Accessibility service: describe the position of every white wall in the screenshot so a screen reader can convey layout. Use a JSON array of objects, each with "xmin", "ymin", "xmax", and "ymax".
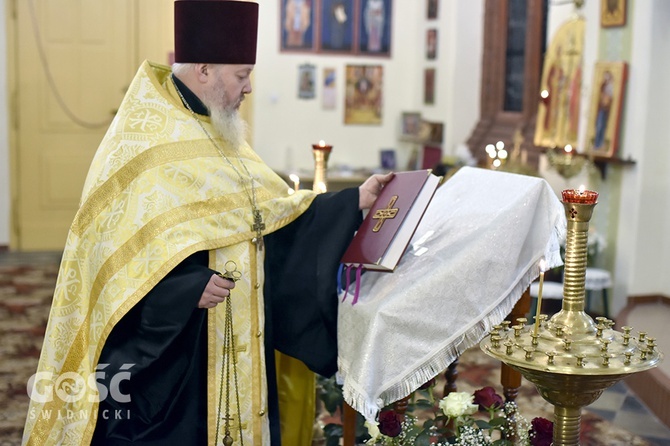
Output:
[
  {"xmin": 623, "ymin": 0, "xmax": 670, "ymax": 296},
  {"xmin": 0, "ymin": 0, "xmax": 9, "ymax": 246},
  {"xmin": 250, "ymin": 0, "xmax": 483, "ymax": 173}
]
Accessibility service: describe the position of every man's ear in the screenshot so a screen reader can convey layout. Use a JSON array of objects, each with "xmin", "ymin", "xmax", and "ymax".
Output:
[{"xmin": 195, "ymin": 64, "xmax": 210, "ymax": 83}]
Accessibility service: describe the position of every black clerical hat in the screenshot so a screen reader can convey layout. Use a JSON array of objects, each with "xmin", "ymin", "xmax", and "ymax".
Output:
[{"xmin": 174, "ymin": 0, "xmax": 259, "ymax": 64}]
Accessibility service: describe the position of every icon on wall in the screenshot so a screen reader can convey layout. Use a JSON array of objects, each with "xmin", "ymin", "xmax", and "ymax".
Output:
[
  {"xmin": 322, "ymin": 68, "xmax": 337, "ymax": 109},
  {"xmin": 344, "ymin": 64, "xmax": 383, "ymax": 125},
  {"xmin": 281, "ymin": 0, "xmax": 315, "ymax": 51},
  {"xmin": 426, "ymin": 29, "xmax": 438, "ymax": 60},
  {"xmin": 424, "ymin": 68, "xmax": 435, "ymax": 105},
  {"xmin": 298, "ymin": 63, "xmax": 317, "ymax": 99},
  {"xmin": 585, "ymin": 61, "xmax": 628, "ymax": 158}
]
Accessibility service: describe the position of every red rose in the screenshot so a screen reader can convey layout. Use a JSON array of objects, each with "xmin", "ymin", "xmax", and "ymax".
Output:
[
  {"xmin": 530, "ymin": 417, "xmax": 554, "ymax": 446},
  {"xmin": 378, "ymin": 409, "xmax": 403, "ymax": 437},
  {"xmin": 473, "ymin": 386, "xmax": 504, "ymax": 411}
]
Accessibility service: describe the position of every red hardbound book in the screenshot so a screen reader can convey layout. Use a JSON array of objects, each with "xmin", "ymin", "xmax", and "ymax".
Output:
[{"xmin": 341, "ymin": 169, "xmax": 441, "ymax": 272}]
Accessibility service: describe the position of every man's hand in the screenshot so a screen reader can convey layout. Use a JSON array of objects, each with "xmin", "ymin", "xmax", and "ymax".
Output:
[
  {"xmin": 358, "ymin": 172, "xmax": 394, "ymax": 210},
  {"xmin": 198, "ymin": 274, "xmax": 236, "ymax": 309}
]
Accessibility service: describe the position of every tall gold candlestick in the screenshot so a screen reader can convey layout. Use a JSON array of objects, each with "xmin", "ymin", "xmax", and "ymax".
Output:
[
  {"xmin": 481, "ymin": 186, "xmax": 662, "ymax": 446},
  {"xmin": 312, "ymin": 140, "xmax": 333, "ymax": 193}
]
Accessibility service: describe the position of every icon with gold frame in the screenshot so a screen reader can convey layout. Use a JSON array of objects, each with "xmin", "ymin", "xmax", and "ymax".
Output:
[{"xmin": 585, "ymin": 61, "xmax": 628, "ymax": 158}]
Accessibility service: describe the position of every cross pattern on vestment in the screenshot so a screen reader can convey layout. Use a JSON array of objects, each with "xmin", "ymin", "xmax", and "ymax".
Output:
[
  {"xmin": 372, "ymin": 195, "xmax": 399, "ymax": 232},
  {"xmin": 231, "ymin": 335, "xmax": 247, "ymax": 357}
]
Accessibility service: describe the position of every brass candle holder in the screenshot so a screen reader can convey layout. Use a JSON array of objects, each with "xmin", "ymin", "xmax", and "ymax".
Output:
[
  {"xmin": 481, "ymin": 188, "xmax": 662, "ymax": 446},
  {"xmin": 312, "ymin": 141, "xmax": 333, "ymax": 193},
  {"xmin": 546, "ymin": 145, "xmax": 586, "ymax": 179}
]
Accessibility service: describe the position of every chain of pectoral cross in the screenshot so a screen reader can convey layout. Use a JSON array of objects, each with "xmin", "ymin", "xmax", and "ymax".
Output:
[{"xmin": 215, "ymin": 269, "xmax": 244, "ymax": 446}]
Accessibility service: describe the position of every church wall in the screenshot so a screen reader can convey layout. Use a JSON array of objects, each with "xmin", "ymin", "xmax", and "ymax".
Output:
[
  {"xmin": 607, "ymin": 0, "xmax": 670, "ymax": 313},
  {"xmin": 250, "ymin": 1, "xmax": 484, "ymax": 174},
  {"xmin": 624, "ymin": 0, "xmax": 670, "ymax": 296}
]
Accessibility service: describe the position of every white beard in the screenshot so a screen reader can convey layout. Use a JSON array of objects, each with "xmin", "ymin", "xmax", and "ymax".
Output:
[{"xmin": 210, "ymin": 107, "xmax": 248, "ymax": 149}]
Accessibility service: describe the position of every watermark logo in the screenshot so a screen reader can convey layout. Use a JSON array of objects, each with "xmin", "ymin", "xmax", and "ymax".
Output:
[{"xmin": 27, "ymin": 363, "xmax": 134, "ymax": 404}]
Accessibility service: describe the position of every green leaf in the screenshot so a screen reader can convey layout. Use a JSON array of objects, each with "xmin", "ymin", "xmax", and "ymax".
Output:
[
  {"xmin": 414, "ymin": 431, "xmax": 432, "ymax": 446},
  {"xmin": 488, "ymin": 417, "xmax": 508, "ymax": 428},
  {"xmin": 413, "ymin": 399, "xmax": 435, "ymax": 410},
  {"xmin": 475, "ymin": 419, "xmax": 492, "ymax": 429}
]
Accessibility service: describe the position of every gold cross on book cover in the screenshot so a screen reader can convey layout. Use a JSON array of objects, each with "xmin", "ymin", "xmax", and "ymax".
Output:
[
  {"xmin": 372, "ymin": 196, "xmax": 399, "ymax": 232},
  {"xmin": 340, "ymin": 170, "xmax": 441, "ymax": 272}
]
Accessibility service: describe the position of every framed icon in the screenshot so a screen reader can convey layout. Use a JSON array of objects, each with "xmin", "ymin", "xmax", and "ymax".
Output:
[
  {"xmin": 358, "ymin": 0, "xmax": 393, "ymax": 56},
  {"xmin": 281, "ymin": 0, "xmax": 315, "ymax": 51},
  {"xmin": 585, "ymin": 61, "xmax": 628, "ymax": 158},
  {"xmin": 601, "ymin": 0, "xmax": 626, "ymax": 28}
]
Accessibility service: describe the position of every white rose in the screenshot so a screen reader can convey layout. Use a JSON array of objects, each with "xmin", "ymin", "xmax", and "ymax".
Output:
[
  {"xmin": 439, "ymin": 392, "xmax": 478, "ymax": 418},
  {"xmin": 364, "ymin": 419, "xmax": 381, "ymax": 443}
]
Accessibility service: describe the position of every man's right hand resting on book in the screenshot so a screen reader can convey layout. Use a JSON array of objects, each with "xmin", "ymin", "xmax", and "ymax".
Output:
[{"xmin": 358, "ymin": 172, "xmax": 394, "ymax": 210}]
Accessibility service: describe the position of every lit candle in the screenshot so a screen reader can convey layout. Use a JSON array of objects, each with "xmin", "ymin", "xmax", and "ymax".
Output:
[
  {"xmin": 289, "ymin": 173, "xmax": 300, "ymax": 191},
  {"xmin": 312, "ymin": 140, "xmax": 333, "ymax": 151},
  {"xmin": 533, "ymin": 259, "xmax": 546, "ymax": 336},
  {"xmin": 561, "ymin": 186, "xmax": 598, "ymax": 205}
]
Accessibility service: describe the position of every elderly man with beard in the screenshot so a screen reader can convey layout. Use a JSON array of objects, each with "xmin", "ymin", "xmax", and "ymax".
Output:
[{"xmin": 22, "ymin": 1, "xmax": 391, "ymax": 445}]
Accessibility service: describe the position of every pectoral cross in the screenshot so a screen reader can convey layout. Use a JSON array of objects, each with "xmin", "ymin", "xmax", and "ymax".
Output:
[
  {"xmin": 372, "ymin": 196, "xmax": 399, "ymax": 232},
  {"xmin": 251, "ymin": 208, "xmax": 265, "ymax": 250},
  {"xmin": 220, "ymin": 414, "xmax": 247, "ymax": 446}
]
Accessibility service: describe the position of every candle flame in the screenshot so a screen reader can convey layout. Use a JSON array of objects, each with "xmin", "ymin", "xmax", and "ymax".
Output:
[
  {"xmin": 318, "ymin": 140, "xmax": 326, "ymax": 147},
  {"xmin": 289, "ymin": 174, "xmax": 300, "ymax": 183},
  {"xmin": 578, "ymin": 184, "xmax": 586, "ymax": 194},
  {"xmin": 564, "ymin": 144, "xmax": 573, "ymax": 153},
  {"xmin": 539, "ymin": 259, "xmax": 547, "ymax": 272}
]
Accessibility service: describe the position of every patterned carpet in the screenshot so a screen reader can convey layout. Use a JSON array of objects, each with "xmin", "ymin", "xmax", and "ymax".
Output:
[{"xmin": 0, "ymin": 254, "xmax": 660, "ymax": 445}]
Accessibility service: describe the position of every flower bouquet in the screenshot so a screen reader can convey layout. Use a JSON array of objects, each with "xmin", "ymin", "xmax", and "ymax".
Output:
[{"xmin": 363, "ymin": 383, "xmax": 553, "ymax": 446}]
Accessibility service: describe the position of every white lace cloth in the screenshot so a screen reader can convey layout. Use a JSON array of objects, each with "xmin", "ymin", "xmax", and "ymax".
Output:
[{"xmin": 337, "ymin": 167, "xmax": 567, "ymax": 420}]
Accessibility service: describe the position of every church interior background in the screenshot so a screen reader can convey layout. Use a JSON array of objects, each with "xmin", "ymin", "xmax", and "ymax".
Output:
[{"xmin": 1, "ymin": 0, "xmax": 670, "ymax": 444}]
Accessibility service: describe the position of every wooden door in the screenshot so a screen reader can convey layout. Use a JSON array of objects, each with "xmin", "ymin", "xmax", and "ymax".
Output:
[{"xmin": 9, "ymin": 0, "xmax": 175, "ymax": 250}]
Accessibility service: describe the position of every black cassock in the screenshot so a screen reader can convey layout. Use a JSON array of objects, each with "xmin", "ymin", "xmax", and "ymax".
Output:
[{"xmin": 91, "ymin": 188, "xmax": 361, "ymax": 445}]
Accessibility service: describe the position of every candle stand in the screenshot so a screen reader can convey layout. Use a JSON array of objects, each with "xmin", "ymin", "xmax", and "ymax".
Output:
[
  {"xmin": 480, "ymin": 188, "xmax": 662, "ymax": 446},
  {"xmin": 311, "ymin": 142, "xmax": 333, "ymax": 193}
]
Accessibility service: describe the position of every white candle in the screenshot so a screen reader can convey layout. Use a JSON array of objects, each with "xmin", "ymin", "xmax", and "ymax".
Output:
[
  {"xmin": 533, "ymin": 259, "xmax": 546, "ymax": 336},
  {"xmin": 289, "ymin": 173, "xmax": 300, "ymax": 191}
]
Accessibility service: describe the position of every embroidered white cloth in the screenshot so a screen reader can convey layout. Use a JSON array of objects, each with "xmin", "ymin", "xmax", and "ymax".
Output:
[{"xmin": 337, "ymin": 167, "xmax": 567, "ymax": 420}]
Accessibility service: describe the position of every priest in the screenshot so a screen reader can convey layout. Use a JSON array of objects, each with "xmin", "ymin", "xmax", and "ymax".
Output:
[{"xmin": 22, "ymin": 1, "xmax": 392, "ymax": 445}]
